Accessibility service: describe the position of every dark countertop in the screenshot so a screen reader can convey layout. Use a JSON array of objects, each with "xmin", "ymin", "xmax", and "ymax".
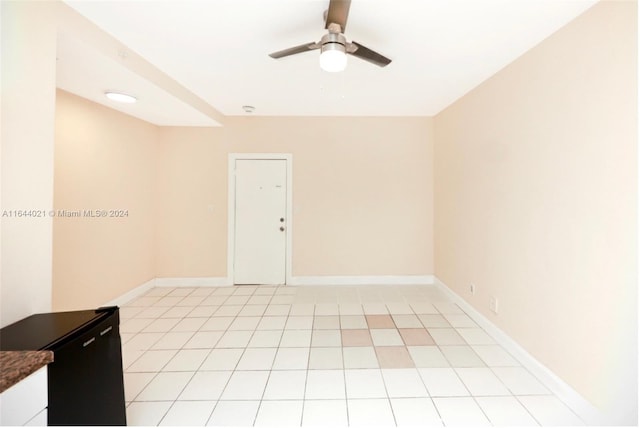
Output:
[{"xmin": 0, "ymin": 350, "xmax": 53, "ymax": 393}]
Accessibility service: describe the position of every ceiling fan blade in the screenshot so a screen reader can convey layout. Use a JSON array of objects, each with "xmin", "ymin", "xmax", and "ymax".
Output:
[
  {"xmin": 349, "ymin": 41, "xmax": 392, "ymax": 67},
  {"xmin": 269, "ymin": 42, "xmax": 320, "ymax": 59},
  {"xmin": 325, "ymin": 0, "xmax": 351, "ymax": 31}
]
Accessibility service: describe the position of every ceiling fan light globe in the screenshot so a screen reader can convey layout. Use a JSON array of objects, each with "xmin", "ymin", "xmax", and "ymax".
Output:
[{"xmin": 319, "ymin": 46, "xmax": 347, "ymax": 72}]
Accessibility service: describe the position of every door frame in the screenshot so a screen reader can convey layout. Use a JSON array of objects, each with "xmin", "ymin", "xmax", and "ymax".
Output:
[{"xmin": 227, "ymin": 153, "xmax": 293, "ymax": 285}]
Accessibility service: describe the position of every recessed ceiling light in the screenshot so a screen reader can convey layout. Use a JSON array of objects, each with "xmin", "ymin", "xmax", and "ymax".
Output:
[
  {"xmin": 104, "ymin": 91, "xmax": 137, "ymax": 103},
  {"xmin": 242, "ymin": 105, "xmax": 255, "ymax": 113}
]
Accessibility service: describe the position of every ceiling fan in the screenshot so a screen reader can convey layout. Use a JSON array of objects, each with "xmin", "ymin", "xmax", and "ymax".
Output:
[{"xmin": 269, "ymin": 0, "xmax": 392, "ymax": 72}]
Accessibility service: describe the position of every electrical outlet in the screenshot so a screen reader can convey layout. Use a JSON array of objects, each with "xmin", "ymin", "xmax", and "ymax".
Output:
[
  {"xmin": 469, "ymin": 284, "xmax": 476, "ymax": 295},
  {"xmin": 490, "ymin": 296, "xmax": 499, "ymax": 314}
]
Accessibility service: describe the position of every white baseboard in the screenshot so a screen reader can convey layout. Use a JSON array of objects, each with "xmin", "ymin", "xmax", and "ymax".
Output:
[
  {"xmin": 103, "ymin": 278, "xmax": 157, "ymax": 307},
  {"xmin": 289, "ymin": 275, "xmax": 434, "ymax": 286},
  {"xmin": 433, "ymin": 277, "xmax": 608, "ymax": 426},
  {"xmin": 155, "ymin": 277, "xmax": 231, "ymax": 287}
]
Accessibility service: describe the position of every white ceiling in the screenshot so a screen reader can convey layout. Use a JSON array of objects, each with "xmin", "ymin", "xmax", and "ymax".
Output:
[{"xmin": 60, "ymin": 0, "xmax": 598, "ymax": 125}]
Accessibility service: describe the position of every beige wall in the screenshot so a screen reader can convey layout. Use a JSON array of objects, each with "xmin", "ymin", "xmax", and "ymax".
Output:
[
  {"xmin": 54, "ymin": 98, "xmax": 435, "ymax": 301},
  {"xmin": 434, "ymin": 0, "xmax": 637, "ymax": 422},
  {"xmin": 1, "ymin": 1, "xmax": 58, "ymax": 327},
  {"xmin": 53, "ymin": 90, "xmax": 158, "ymax": 310},
  {"xmin": 156, "ymin": 117, "xmax": 434, "ymax": 278},
  {"xmin": 155, "ymin": 127, "xmax": 228, "ymax": 277}
]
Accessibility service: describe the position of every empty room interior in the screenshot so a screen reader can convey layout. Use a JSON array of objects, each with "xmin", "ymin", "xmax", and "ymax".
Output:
[{"xmin": 1, "ymin": 0, "xmax": 637, "ymax": 426}]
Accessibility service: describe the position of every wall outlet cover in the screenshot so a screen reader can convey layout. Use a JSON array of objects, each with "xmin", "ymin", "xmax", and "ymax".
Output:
[{"xmin": 490, "ymin": 296, "xmax": 499, "ymax": 314}]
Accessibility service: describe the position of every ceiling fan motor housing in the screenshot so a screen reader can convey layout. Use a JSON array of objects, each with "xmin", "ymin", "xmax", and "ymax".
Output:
[{"xmin": 320, "ymin": 32, "xmax": 347, "ymax": 54}]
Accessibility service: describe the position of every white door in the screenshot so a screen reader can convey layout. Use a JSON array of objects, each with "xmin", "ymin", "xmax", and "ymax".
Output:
[{"xmin": 233, "ymin": 159, "xmax": 287, "ymax": 285}]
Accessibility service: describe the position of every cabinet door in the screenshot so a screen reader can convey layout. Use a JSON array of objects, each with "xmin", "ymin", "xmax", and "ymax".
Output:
[
  {"xmin": 0, "ymin": 367, "xmax": 47, "ymax": 426},
  {"xmin": 47, "ymin": 316, "xmax": 126, "ymax": 425}
]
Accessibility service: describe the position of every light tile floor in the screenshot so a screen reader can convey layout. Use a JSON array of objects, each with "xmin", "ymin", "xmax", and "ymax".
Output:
[{"xmin": 119, "ymin": 285, "xmax": 584, "ymax": 426}]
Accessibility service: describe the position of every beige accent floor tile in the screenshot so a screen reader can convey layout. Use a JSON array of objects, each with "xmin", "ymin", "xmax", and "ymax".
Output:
[
  {"xmin": 366, "ymin": 314, "xmax": 396, "ymax": 329},
  {"xmin": 341, "ymin": 329, "xmax": 373, "ymax": 347},
  {"xmin": 375, "ymin": 346, "xmax": 415, "ymax": 368},
  {"xmin": 399, "ymin": 328, "xmax": 435, "ymax": 345}
]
